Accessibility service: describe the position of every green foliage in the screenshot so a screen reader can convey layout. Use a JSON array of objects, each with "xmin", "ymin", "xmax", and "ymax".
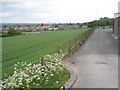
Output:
[
  {"xmin": 1, "ymin": 53, "xmax": 69, "ymax": 88},
  {"xmin": 1, "ymin": 31, "xmax": 8, "ymax": 37},
  {"xmin": 2, "ymin": 28, "xmax": 22, "ymax": 37},
  {"xmin": 2, "ymin": 28, "xmax": 88, "ymax": 79},
  {"xmin": 41, "ymin": 23, "xmax": 44, "ymax": 26},
  {"xmin": 7, "ymin": 28, "xmax": 22, "ymax": 36},
  {"xmin": 52, "ymin": 24, "xmax": 58, "ymax": 28},
  {"xmin": 85, "ymin": 17, "xmax": 113, "ymax": 28},
  {"xmin": 99, "ymin": 17, "xmax": 113, "ymax": 27},
  {"xmin": 87, "ymin": 20, "xmax": 99, "ymax": 28}
]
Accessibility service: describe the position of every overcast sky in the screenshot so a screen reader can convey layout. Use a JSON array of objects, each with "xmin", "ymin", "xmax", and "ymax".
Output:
[{"xmin": 1, "ymin": 0, "xmax": 120, "ymax": 23}]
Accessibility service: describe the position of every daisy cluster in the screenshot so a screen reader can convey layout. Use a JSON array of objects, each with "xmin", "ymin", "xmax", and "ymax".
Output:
[{"xmin": 1, "ymin": 53, "xmax": 66, "ymax": 89}]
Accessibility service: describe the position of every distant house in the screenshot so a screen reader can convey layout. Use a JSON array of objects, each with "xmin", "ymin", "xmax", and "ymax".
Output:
[
  {"xmin": 58, "ymin": 25, "xmax": 80, "ymax": 30},
  {"xmin": 58, "ymin": 25, "xmax": 67, "ymax": 30},
  {"xmin": 48, "ymin": 28, "xmax": 58, "ymax": 31},
  {"xmin": 2, "ymin": 27, "xmax": 9, "ymax": 30},
  {"xmin": 15, "ymin": 27, "xmax": 29, "ymax": 31},
  {"xmin": 15, "ymin": 26, "xmax": 51, "ymax": 31},
  {"xmin": 82, "ymin": 25, "xmax": 88, "ymax": 28},
  {"xmin": 72, "ymin": 25, "xmax": 80, "ymax": 29}
]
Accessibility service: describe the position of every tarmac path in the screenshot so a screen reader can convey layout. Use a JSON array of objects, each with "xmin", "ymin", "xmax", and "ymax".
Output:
[{"xmin": 66, "ymin": 29, "xmax": 118, "ymax": 88}]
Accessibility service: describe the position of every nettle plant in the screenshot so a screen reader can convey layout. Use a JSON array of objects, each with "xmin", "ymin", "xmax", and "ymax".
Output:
[{"xmin": 1, "ymin": 53, "xmax": 66, "ymax": 89}]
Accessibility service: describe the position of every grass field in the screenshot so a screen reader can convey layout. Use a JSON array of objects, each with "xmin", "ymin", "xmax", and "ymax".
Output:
[{"xmin": 2, "ymin": 29, "xmax": 88, "ymax": 78}]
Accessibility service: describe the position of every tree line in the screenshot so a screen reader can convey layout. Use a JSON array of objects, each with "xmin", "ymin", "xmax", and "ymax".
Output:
[
  {"xmin": 82, "ymin": 17, "xmax": 113, "ymax": 28},
  {"xmin": 1, "ymin": 28, "xmax": 22, "ymax": 37}
]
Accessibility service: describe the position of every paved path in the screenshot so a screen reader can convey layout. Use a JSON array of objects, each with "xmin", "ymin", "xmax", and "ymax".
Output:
[{"xmin": 66, "ymin": 29, "xmax": 118, "ymax": 88}]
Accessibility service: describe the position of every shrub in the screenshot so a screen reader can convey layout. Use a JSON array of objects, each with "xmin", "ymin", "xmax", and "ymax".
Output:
[
  {"xmin": 1, "ymin": 53, "xmax": 67, "ymax": 89},
  {"xmin": 7, "ymin": 28, "xmax": 22, "ymax": 36},
  {"xmin": 1, "ymin": 31, "xmax": 8, "ymax": 37}
]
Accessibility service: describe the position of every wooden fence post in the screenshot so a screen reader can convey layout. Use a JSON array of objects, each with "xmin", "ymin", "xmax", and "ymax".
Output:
[
  {"xmin": 86, "ymin": 31, "xmax": 89, "ymax": 39},
  {"xmin": 68, "ymin": 40, "xmax": 71, "ymax": 57},
  {"xmin": 58, "ymin": 45, "xmax": 61, "ymax": 54},
  {"xmin": 85, "ymin": 31, "xmax": 87, "ymax": 40},
  {"xmin": 75, "ymin": 37, "xmax": 78, "ymax": 50},
  {"xmin": 82, "ymin": 32, "xmax": 85, "ymax": 43},
  {"xmin": 79, "ymin": 34, "xmax": 82, "ymax": 46},
  {"xmin": 41, "ymin": 57, "xmax": 44, "ymax": 66},
  {"xmin": 84, "ymin": 32, "xmax": 87, "ymax": 40}
]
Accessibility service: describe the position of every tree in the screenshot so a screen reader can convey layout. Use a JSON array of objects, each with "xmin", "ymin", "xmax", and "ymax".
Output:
[
  {"xmin": 52, "ymin": 24, "xmax": 58, "ymax": 27},
  {"xmin": 84, "ymin": 17, "xmax": 113, "ymax": 28},
  {"xmin": 1, "ymin": 31, "xmax": 8, "ymax": 37},
  {"xmin": 41, "ymin": 23, "xmax": 44, "ymax": 26},
  {"xmin": 99, "ymin": 17, "xmax": 113, "ymax": 27},
  {"xmin": 69, "ymin": 22, "xmax": 72, "ymax": 25},
  {"xmin": 7, "ymin": 28, "xmax": 22, "ymax": 36},
  {"xmin": 55, "ymin": 24, "xmax": 58, "ymax": 27},
  {"xmin": 77, "ymin": 23, "xmax": 80, "ymax": 25},
  {"xmin": 36, "ymin": 24, "xmax": 40, "ymax": 27}
]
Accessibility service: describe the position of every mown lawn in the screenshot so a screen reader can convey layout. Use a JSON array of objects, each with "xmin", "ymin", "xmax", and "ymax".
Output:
[{"xmin": 2, "ymin": 29, "xmax": 88, "ymax": 79}]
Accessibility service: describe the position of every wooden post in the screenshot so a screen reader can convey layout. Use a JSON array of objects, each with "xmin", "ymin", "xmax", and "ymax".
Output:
[
  {"xmin": 82, "ymin": 32, "xmax": 85, "ymax": 43},
  {"xmin": 41, "ymin": 57, "xmax": 44, "ymax": 66},
  {"xmin": 85, "ymin": 31, "xmax": 87, "ymax": 40},
  {"xmin": 68, "ymin": 40, "xmax": 71, "ymax": 57},
  {"xmin": 75, "ymin": 37, "xmax": 78, "ymax": 50},
  {"xmin": 86, "ymin": 31, "xmax": 88, "ymax": 39},
  {"xmin": 58, "ymin": 45, "xmax": 61, "ymax": 54},
  {"xmin": 79, "ymin": 35, "xmax": 82, "ymax": 46}
]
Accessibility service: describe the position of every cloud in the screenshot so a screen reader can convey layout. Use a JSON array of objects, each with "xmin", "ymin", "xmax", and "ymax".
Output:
[
  {"xmin": 1, "ymin": 0, "xmax": 120, "ymax": 23},
  {"xmin": 2, "ymin": 12, "xmax": 12, "ymax": 17}
]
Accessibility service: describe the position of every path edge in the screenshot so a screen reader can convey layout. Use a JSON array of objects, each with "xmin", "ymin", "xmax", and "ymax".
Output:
[{"xmin": 59, "ymin": 63, "xmax": 77, "ymax": 90}]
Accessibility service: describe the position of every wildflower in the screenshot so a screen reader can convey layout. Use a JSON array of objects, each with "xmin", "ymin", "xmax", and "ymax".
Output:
[
  {"xmin": 41, "ymin": 69, "xmax": 44, "ymax": 71},
  {"xmin": 19, "ymin": 80, "xmax": 22, "ymax": 83},
  {"xmin": 51, "ymin": 74, "xmax": 54, "ymax": 76},
  {"xmin": 14, "ymin": 71, "xmax": 17, "ymax": 74},
  {"xmin": 36, "ymin": 84, "xmax": 39, "ymax": 86},
  {"xmin": 33, "ymin": 82, "xmax": 35, "ymax": 85},
  {"xmin": 2, "ymin": 52, "xmax": 66, "ymax": 88},
  {"xmin": 14, "ymin": 64, "xmax": 17, "ymax": 66},
  {"xmin": 14, "ymin": 67, "xmax": 17, "ymax": 70},
  {"xmin": 26, "ymin": 85, "xmax": 29, "ymax": 88},
  {"xmin": 19, "ymin": 83, "xmax": 22, "ymax": 85},
  {"xmin": 25, "ymin": 79, "xmax": 30, "ymax": 84},
  {"xmin": 27, "ymin": 63, "xmax": 32, "ymax": 66},
  {"xmin": 37, "ymin": 77, "xmax": 40, "ymax": 80},
  {"xmin": 56, "ymin": 81, "xmax": 59, "ymax": 83}
]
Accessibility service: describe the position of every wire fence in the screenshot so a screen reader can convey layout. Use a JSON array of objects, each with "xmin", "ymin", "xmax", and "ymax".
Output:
[
  {"xmin": 40, "ymin": 27, "xmax": 96, "ymax": 62},
  {"xmin": 1, "ymin": 27, "xmax": 96, "ymax": 85},
  {"xmin": 1, "ymin": 27, "xmax": 96, "ymax": 88}
]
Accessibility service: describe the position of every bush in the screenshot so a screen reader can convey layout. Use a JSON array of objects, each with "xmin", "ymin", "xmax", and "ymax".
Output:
[
  {"xmin": 7, "ymin": 28, "xmax": 22, "ymax": 36},
  {"xmin": 1, "ymin": 31, "xmax": 8, "ymax": 37},
  {"xmin": 1, "ymin": 53, "xmax": 68, "ymax": 89}
]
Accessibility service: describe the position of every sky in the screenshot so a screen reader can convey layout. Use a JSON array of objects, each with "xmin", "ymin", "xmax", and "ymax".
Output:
[{"xmin": 1, "ymin": 0, "xmax": 120, "ymax": 23}]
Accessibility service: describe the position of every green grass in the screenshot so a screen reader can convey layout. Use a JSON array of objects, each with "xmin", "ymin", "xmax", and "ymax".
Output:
[
  {"xmin": 44, "ymin": 70, "xmax": 70, "ymax": 88},
  {"xmin": 30, "ymin": 69, "xmax": 70, "ymax": 88},
  {"xmin": 22, "ymin": 31, "xmax": 41, "ymax": 35},
  {"xmin": 2, "ymin": 29, "xmax": 88, "ymax": 78}
]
